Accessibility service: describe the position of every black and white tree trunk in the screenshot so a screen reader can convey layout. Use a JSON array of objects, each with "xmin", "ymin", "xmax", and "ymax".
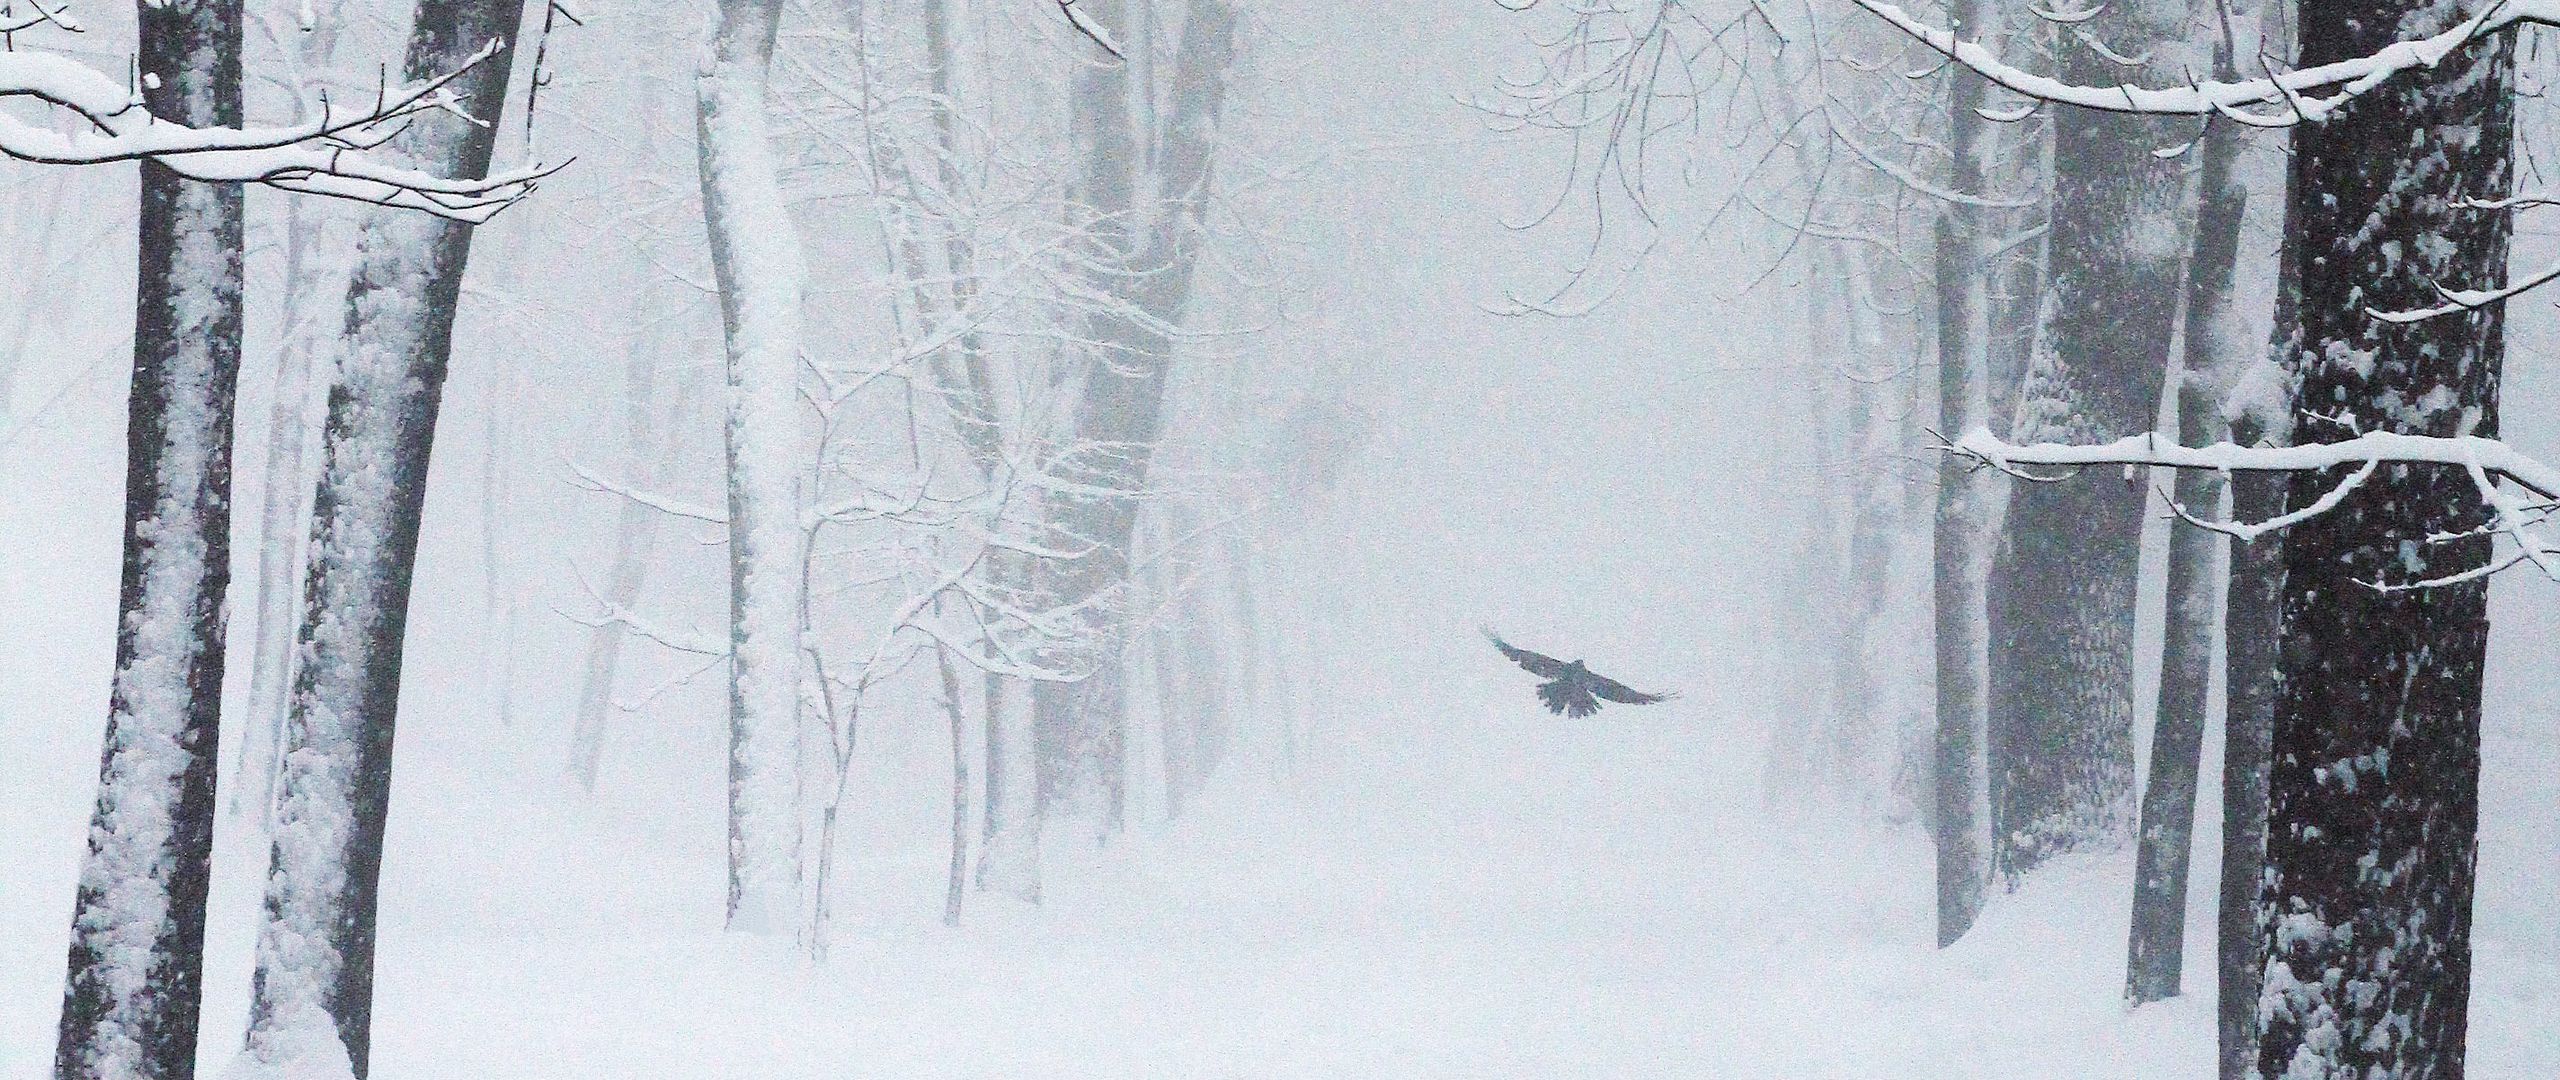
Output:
[
  {"xmin": 1985, "ymin": 0, "xmax": 2191, "ymax": 875},
  {"xmin": 229, "ymin": 4, "xmax": 522, "ymax": 1076},
  {"xmin": 2253, "ymin": 7, "xmax": 2512, "ymax": 1077},
  {"xmin": 54, "ymin": 4, "xmax": 241, "ymax": 1077}
]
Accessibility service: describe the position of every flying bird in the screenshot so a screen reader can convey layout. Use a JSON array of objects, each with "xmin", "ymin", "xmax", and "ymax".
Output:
[{"xmin": 1484, "ymin": 629, "xmax": 1676, "ymax": 718}]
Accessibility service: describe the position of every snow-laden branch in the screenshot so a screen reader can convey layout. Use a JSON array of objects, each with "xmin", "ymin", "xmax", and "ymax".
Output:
[
  {"xmin": 2367, "ymin": 255, "xmax": 2560, "ymax": 323},
  {"xmin": 1945, "ymin": 427, "xmax": 2560, "ymax": 501},
  {"xmin": 1849, "ymin": 0, "xmax": 2534, "ymax": 125},
  {"xmin": 0, "ymin": 34, "xmax": 555, "ymax": 221},
  {"xmin": 1942, "ymin": 427, "xmax": 2560, "ymax": 587}
]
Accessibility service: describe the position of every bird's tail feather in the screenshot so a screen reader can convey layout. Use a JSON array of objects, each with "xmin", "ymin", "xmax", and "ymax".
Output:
[{"xmin": 1538, "ymin": 680, "xmax": 1599, "ymax": 718}]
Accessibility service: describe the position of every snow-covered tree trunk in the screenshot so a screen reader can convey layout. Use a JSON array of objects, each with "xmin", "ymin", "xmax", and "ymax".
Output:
[
  {"xmin": 2253, "ymin": 6, "xmax": 2511, "ymax": 1076},
  {"xmin": 935, "ymin": 641, "xmax": 972, "ymax": 925},
  {"xmin": 699, "ymin": 0, "xmax": 807, "ymax": 936},
  {"xmin": 1985, "ymin": 0, "xmax": 2191, "ymax": 876},
  {"xmin": 2125, "ymin": 65, "xmax": 2249, "ymax": 1005},
  {"xmin": 54, "ymin": 5, "xmax": 242, "ymax": 1078},
  {"xmin": 229, "ymin": 3, "xmax": 522, "ymax": 1076},
  {"xmin": 1931, "ymin": 0, "xmax": 2002, "ymax": 946}
]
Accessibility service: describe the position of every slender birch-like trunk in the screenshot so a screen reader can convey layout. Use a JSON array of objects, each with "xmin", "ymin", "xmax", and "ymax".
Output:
[
  {"xmin": 1931, "ymin": 0, "xmax": 2002, "ymax": 945},
  {"xmin": 2125, "ymin": 37, "xmax": 2249, "ymax": 1001},
  {"xmin": 234, "ymin": 0, "xmax": 352, "ymax": 822}
]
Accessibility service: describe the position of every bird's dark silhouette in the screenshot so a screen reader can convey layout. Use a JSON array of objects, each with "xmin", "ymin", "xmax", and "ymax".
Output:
[{"xmin": 1484, "ymin": 629, "xmax": 1676, "ymax": 718}]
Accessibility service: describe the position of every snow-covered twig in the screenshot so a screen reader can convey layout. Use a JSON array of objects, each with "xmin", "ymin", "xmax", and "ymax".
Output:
[
  {"xmin": 568, "ymin": 462, "xmax": 728, "ymax": 524},
  {"xmin": 1945, "ymin": 428, "xmax": 2560, "ymax": 501}
]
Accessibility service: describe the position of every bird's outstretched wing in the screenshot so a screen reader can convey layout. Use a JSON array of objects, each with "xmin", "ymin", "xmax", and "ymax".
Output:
[
  {"xmin": 1484, "ymin": 628, "xmax": 1570, "ymax": 678},
  {"xmin": 1588, "ymin": 670, "xmax": 1677, "ymax": 706}
]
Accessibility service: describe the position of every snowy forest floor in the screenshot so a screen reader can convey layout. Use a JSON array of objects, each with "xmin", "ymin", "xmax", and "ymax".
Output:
[{"xmin": 7, "ymin": 578, "xmax": 2558, "ymax": 1079}]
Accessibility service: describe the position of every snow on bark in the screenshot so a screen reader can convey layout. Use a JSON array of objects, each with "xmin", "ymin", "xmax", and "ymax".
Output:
[
  {"xmin": 2252, "ymin": 0, "xmax": 2511, "ymax": 1074},
  {"xmin": 229, "ymin": 4, "xmax": 523, "ymax": 1077},
  {"xmin": 698, "ymin": 0, "xmax": 807, "ymax": 936},
  {"xmin": 1931, "ymin": 0, "xmax": 2001, "ymax": 946},
  {"xmin": 56, "ymin": 6, "xmax": 241, "ymax": 1078},
  {"xmin": 2220, "ymin": 120, "xmax": 2290, "ymax": 1078},
  {"xmin": 1984, "ymin": 0, "xmax": 2190, "ymax": 878}
]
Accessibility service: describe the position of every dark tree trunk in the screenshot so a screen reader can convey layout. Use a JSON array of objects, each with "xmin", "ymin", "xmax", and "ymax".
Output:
[
  {"xmin": 2219, "ymin": 444, "xmax": 2284, "ymax": 1079},
  {"xmin": 54, "ymin": 5, "xmax": 241, "ymax": 1078},
  {"xmin": 231, "ymin": 4, "xmax": 521, "ymax": 1076},
  {"xmin": 1986, "ymin": 0, "xmax": 2190, "ymax": 876},
  {"xmin": 1932, "ymin": 0, "xmax": 2001, "ymax": 946},
  {"xmin": 2125, "ymin": 90, "xmax": 2250, "ymax": 1006},
  {"xmin": 2254, "ymin": 7, "xmax": 2512, "ymax": 1077}
]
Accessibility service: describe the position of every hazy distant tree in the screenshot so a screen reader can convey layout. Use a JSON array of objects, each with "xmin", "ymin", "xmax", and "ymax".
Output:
[
  {"xmin": 698, "ymin": 0, "xmax": 807, "ymax": 937},
  {"xmin": 568, "ymin": 268, "xmax": 695, "ymax": 792},
  {"xmin": 234, "ymin": 0, "xmax": 360, "ymax": 821},
  {"xmin": 231, "ymin": 1, "xmax": 528, "ymax": 1073},
  {"xmin": 54, "ymin": 4, "xmax": 242, "ymax": 1077},
  {"xmin": 1927, "ymin": 0, "xmax": 2003, "ymax": 943},
  {"xmin": 1033, "ymin": 0, "xmax": 1240, "ymax": 831}
]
